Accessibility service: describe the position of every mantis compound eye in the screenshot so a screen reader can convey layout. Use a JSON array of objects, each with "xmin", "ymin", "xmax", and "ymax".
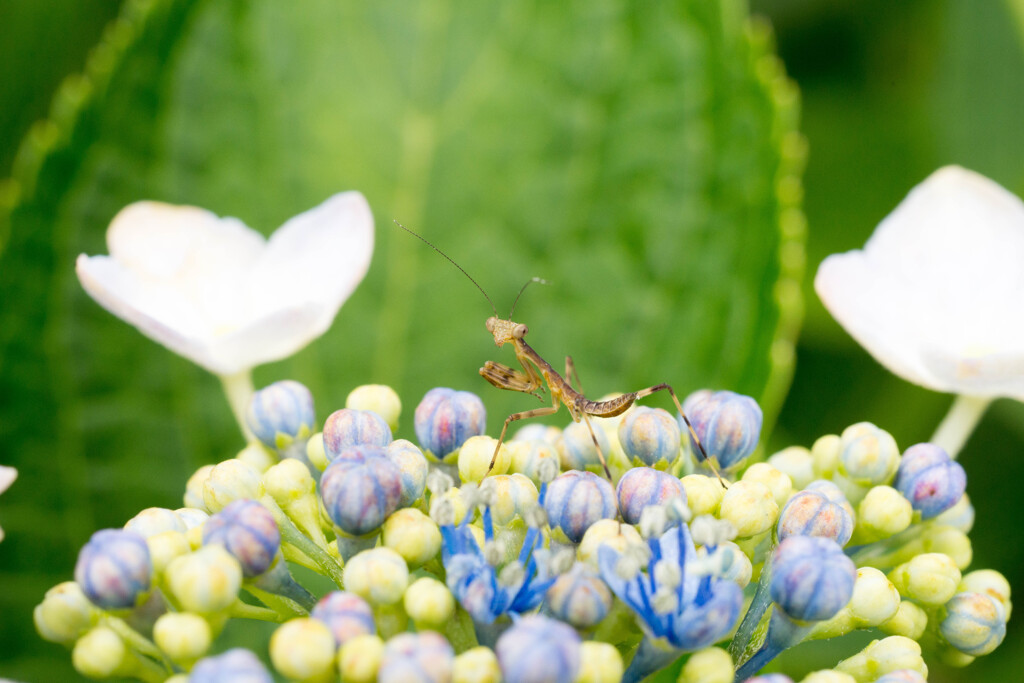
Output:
[{"xmin": 513, "ymin": 324, "xmax": 529, "ymax": 339}]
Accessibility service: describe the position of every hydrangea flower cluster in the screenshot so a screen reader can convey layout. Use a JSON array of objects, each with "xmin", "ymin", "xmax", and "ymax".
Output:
[{"xmin": 35, "ymin": 378, "xmax": 1010, "ymax": 682}]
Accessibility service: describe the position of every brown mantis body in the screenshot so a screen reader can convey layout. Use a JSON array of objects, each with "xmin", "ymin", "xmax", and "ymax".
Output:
[{"xmin": 394, "ymin": 220, "xmax": 722, "ymax": 484}]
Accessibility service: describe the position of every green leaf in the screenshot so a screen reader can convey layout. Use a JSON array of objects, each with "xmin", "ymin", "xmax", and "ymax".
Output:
[{"xmin": 0, "ymin": 0, "xmax": 802, "ymax": 677}]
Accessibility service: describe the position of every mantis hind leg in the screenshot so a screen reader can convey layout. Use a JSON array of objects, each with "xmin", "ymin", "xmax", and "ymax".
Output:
[
  {"xmin": 487, "ymin": 402, "xmax": 561, "ymax": 475},
  {"xmin": 634, "ymin": 383, "xmax": 727, "ymax": 488},
  {"xmin": 579, "ymin": 412, "xmax": 614, "ymax": 481}
]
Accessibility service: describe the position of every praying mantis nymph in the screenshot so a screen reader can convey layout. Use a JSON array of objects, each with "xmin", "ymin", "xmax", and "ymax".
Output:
[{"xmin": 395, "ymin": 221, "xmax": 725, "ymax": 486}]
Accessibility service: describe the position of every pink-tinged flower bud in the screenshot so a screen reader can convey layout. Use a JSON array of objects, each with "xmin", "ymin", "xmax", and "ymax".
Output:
[
  {"xmin": 202, "ymin": 500, "xmax": 280, "ymax": 577},
  {"xmin": 190, "ymin": 648, "xmax": 273, "ymax": 683},
  {"xmin": 323, "ymin": 408, "xmax": 393, "ymax": 460},
  {"xmin": 320, "ymin": 446, "xmax": 402, "ymax": 535},
  {"xmin": 770, "ymin": 535, "xmax": 856, "ymax": 622},
  {"xmin": 894, "ymin": 443, "xmax": 966, "ymax": 519},
  {"xmin": 379, "ymin": 631, "xmax": 455, "ymax": 683},
  {"xmin": 414, "ymin": 387, "xmax": 486, "ymax": 459},
  {"xmin": 246, "ymin": 380, "xmax": 315, "ymax": 449},
  {"xmin": 310, "ymin": 591, "xmax": 376, "ymax": 647},
  {"xmin": 618, "ymin": 407, "xmax": 681, "ymax": 467},
  {"xmin": 543, "ymin": 471, "xmax": 616, "ymax": 543},
  {"xmin": 546, "ymin": 563, "xmax": 612, "ymax": 628},
  {"xmin": 616, "ymin": 467, "xmax": 686, "ymax": 525},
  {"xmin": 684, "ymin": 391, "xmax": 763, "ymax": 468},
  {"xmin": 74, "ymin": 529, "xmax": 152, "ymax": 609},
  {"xmin": 777, "ymin": 485, "xmax": 854, "ymax": 546},
  {"xmin": 496, "ymin": 615, "xmax": 580, "ymax": 683},
  {"xmin": 940, "ymin": 591, "xmax": 1007, "ymax": 656}
]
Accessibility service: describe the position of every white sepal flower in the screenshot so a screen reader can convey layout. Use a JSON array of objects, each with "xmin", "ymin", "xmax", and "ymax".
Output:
[
  {"xmin": 0, "ymin": 465, "xmax": 16, "ymax": 542},
  {"xmin": 76, "ymin": 191, "xmax": 373, "ymax": 376},
  {"xmin": 815, "ymin": 166, "xmax": 1024, "ymax": 399}
]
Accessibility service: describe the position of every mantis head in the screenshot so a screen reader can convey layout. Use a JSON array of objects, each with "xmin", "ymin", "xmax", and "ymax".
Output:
[{"xmin": 486, "ymin": 317, "xmax": 528, "ymax": 347}]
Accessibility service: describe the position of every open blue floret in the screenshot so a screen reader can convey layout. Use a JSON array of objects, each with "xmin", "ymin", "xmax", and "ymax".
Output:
[{"xmin": 439, "ymin": 484, "xmax": 556, "ymax": 624}]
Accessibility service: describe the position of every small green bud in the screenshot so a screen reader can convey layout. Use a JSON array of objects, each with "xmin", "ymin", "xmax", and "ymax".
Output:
[
  {"xmin": 678, "ymin": 646, "xmax": 732, "ymax": 683},
  {"xmin": 835, "ymin": 636, "xmax": 928, "ymax": 683},
  {"xmin": 347, "ymin": 384, "xmax": 402, "ymax": 432},
  {"xmin": 72, "ymin": 626, "xmax": 129, "ymax": 679},
  {"xmin": 959, "ymin": 569, "xmax": 1012, "ymax": 620},
  {"xmin": 577, "ymin": 518, "xmax": 643, "ymax": 569},
  {"xmin": 34, "ymin": 582, "xmax": 95, "ymax": 644},
  {"xmin": 184, "ymin": 464, "xmax": 215, "ymax": 511},
  {"xmin": 146, "ymin": 530, "xmax": 192, "ymax": 576},
  {"xmin": 459, "ymin": 436, "xmax": 511, "ymax": 482},
  {"xmin": 922, "ymin": 525, "xmax": 973, "ymax": 570},
  {"xmin": 485, "ymin": 474, "xmax": 539, "ymax": 526},
  {"xmin": 575, "ymin": 641, "xmax": 624, "ymax": 683},
  {"xmin": 453, "ymin": 646, "xmax": 502, "ymax": 683},
  {"xmin": 270, "ymin": 617, "xmax": 337, "ymax": 680},
  {"xmin": 338, "ymin": 633, "xmax": 385, "ymax": 683},
  {"xmin": 165, "ymin": 545, "xmax": 242, "ymax": 614},
  {"xmin": 855, "ymin": 486, "xmax": 912, "ymax": 542},
  {"xmin": 679, "ymin": 474, "xmax": 724, "ymax": 516},
  {"xmin": 343, "ymin": 547, "xmax": 409, "ymax": 606},
  {"xmin": 811, "ymin": 434, "xmax": 842, "ymax": 479},
  {"xmin": 153, "ymin": 612, "xmax": 211, "ymax": 665},
  {"xmin": 742, "ymin": 463, "xmax": 793, "ymax": 510},
  {"xmin": 879, "ymin": 600, "xmax": 928, "ymax": 640},
  {"xmin": 306, "ymin": 432, "xmax": 329, "ymax": 471},
  {"xmin": 403, "ymin": 577, "xmax": 455, "ymax": 630},
  {"xmin": 888, "ymin": 553, "xmax": 961, "ymax": 605},
  {"xmin": 718, "ymin": 480, "xmax": 778, "ymax": 538},
  {"xmin": 802, "ymin": 671, "xmax": 857, "ymax": 683},
  {"xmin": 382, "ymin": 508, "xmax": 442, "ymax": 568},
  {"xmin": 768, "ymin": 445, "xmax": 816, "ymax": 490},
  {"xmin": 236, "ymin": 442, "xmax": 277, "ymax": 473},
  {"xmin": 202, "ymin": 459, "xmax": 262, "ymax": 513}
]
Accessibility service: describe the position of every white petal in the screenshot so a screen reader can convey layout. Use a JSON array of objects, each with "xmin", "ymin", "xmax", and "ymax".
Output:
[
  {"xmin": 0, "ymin": 466, "xmax": 17, "ymax": 495},
  {"xmin": 246, "ymin": 191, "xmax": 374, "ymax": 331},
  {"xmin": 204, "ymin": 304, "xmax": 326, "ymax": 374},
  {"xmin": 816, "ymin": 166, "xmax": 1024, "ymax": 396}
]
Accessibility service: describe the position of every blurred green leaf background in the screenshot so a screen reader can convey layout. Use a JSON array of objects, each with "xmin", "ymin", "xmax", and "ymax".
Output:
[{"xmin": 0, "ymin": 0, "xmax": 1021, "ymax": 681}]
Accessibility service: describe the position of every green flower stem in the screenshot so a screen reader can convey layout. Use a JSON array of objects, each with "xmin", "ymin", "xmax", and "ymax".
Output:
[
  {"xmin": 219, "ymin": 370, "xmax": 256, "ymax": 443},
  {"xmin": 729, "ymin": 559, "xmax": 774, "ymax": 665},
  {"xmin": 127, "ymin": 653, "xmax": 168, "ymax": 683},
  {"xmin": 930, "ymin": 395, "xmax": 992, "ymax": 459},
  {"xmin": 444, "ymin": 606, "xmax": 479, "ymax": 654},
  {"xmin": 244, "ymin": 586, "xmax": 309, "ymax": 619},
  {"xmin": 849, "ymin": 524, "xmax": 929, "ymax": 569},
  {"xmin": 102, "ymin": 615, "xmax": 173, "ymax": 673},
  {"xmin": 261, "ymin": 495, "xmax": 345, "ymax": 587},
  {"xmin": 228, "ymin": 599, "xmax": 288, "ymax": 623}
]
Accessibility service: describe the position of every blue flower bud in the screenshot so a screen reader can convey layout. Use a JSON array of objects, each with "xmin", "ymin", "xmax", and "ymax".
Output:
[
  {"xmin": 323, "ymin": 408, "xmax": 393, "ymax": 460},
  {"xmin": 202, "ymin": 500, "xmax": 280, "ymax": 577},
  {"xmin": 682, "ymin": 389, "xmax": 713, "ymax": 415},
  {"xmin": 379, "ymin": 631, "xmax": 455, "ymax": 683},
  {"xmin": 311, "ymin": 591, "xmax": 376, "ymax": 647},
  {"xmin": 74, "ymin": 529, "xmax": 152, "ymax": 609},
  {"xmin": 618, "ymin": 407, "xmax": 682, "ymax": 467},
  {"xmin": 770, "ymin": 535, "xmax": 855, "ymax": 621},
  {"xmin": 616, "ymin": 467, "xmax": 686, "ymax": 525},
  {"xmin": 496, "ymin": 614, "xmax": 581, "ymax": 683},
  {"xmin": 543, "ymin": 471, "xmax": 616, "ymax": 543},
  {"xmin": 743, "ymin": 676, "xmax": 794, "ymax": 683},
  {"xmin": 894, "ymin": 443, "xmax": 966, "ymax": 519},
  {"xmin": 557, "ymin": 421, "xmax": 611, "ymax": 471},
  {"xmin": 777, "ymin": 486, "xmax": 854, "ymax": 546},
  {"xmin": 940, "ymin": 591, "xmax": 1007, "ymax": 656},
  {"xmin": 190, "ymin": 648, "xmax": 273, "ymax": 683},
  {"xmin": 838, "ymin": 422, "xmax": 900, "ymax": 486},
  {"xmin": 546, "ymin": 562, "xmax": 612, "ymax": 628},
  {"xmin": 245, "ymin": 380, "xmax": 315, "ymax": 450},
  {"xmin": 320, "ymin": 446, "xmax": 403, "ymax": 535},
  {"xmin": 684, "ymin": 390, "xmax": 763, "ymax": 468},
  {"xmin": 386, "ymin": 439, "xmax": 429, "ymax": 507},
  {"xmin": 414, "ymin": 387, "xmax": 486, "ymax": 459},
  {"xmin": 874, "ymin": 671, "xmax": 927, "ymax": 683}
]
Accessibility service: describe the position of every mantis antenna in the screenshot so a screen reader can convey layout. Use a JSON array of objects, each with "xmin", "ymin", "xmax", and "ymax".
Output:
[
  {"xmin": 509, "ymin": 277, "xmax": 550, "ymax": 319},
  {"xmin": 393, "ymin": 220, "xmax": 499, "ymax": 318}
]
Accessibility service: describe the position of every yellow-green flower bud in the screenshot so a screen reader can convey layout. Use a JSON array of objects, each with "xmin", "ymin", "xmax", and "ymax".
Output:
[
  {"xmin": 879, "ymin": 599, "xmax": 928, "ymax": 640},
  {"xmin": 403, "ymin": 577, "xmax": 455, "ymax": 630},
  {"xmin": 153, "ymin": 612, "xmax": 211, "ymax": 665},
  {"xmin": 270, "ymin": 617, "xmax": 337, "ymax": 680},
  {"xmin": 922, "ymin": 525, "xmax": 973, "ymax": 569},
  {"xmin": 202, "ymin": 459, "xmax": 263, "ymax": 513},
  {"xmin": 801, "ymin": 671, "xmax": 857, "ymax": 683},
  {"xmin": 34, "ymin": 581, "xmax": 95, "ymax": 644},
  {"xmin": 453, "ymin": 646, "xmax": 502, "ymax": 683},
  {"xmin": 855, "ymin": 486, "xmax": 912, "ymax": 542},
  {"xmin": 147, "ymin": 530, "xmax": 192, "ymax": 575},
  {"xmin": 236, "ymin": 442, "xmax": 277, "ymax": 473},
  {"xmin": 347, "ymin": 384, "xmax": 402, "ymax": 432},
  {"xmin": 382, "ymin": 508, "xmax": 442, "ymax": 568},
  {"xmin": 184, "ymin": 464, "xmax": 215, "ymax": 511},
  {"xmin": 307, "ymin": 432, "xmax": 329, "ymax": 472},
  {"xmin": 811, "ymin": 434, "xmax": 841, "ymax": 478},
  {"xmin": 888, "ymin": 552, "xmax": 961, "ymax": 605},
  {"xmin": 837, "ymin": 423, "xmax": 900, "ymax": 487},
  {"xmin": 459, "ymin": 436, "xmax": 511, "ymax": 482},
  {"xmin": 577, "ymin": 518, "xmax": 643, "ymax": 569},
  {"xmin": 742, "ymin": 463, "xmax": 793, "ymax": 510},
  {"xmin": 575, "ymin": 641, "xmax": 624, "ymax": 683},
  {"xmin": 768, "ymin": 446, "xmax": 816, "ymax": 490},
  {"xmin": 811, "ymin": 567, "xmax": 900, "ymax": 640},
  {"xmin": 678, "ymin": 646, "xmax": 732, "ymax": 683},
  {"xmin": 959, "ymin": 569, "xmax": 1012, "ymax": 620},
  {"xmin": 165, "ymin": 545, "xmax": 243, "ymax": 614},
  {"xmin": 680, "ymin": 474, "xmax": 724, "ymax": 516},
  {"xmin": 338, "ymin": 633, "xmax": 385, "ymax": 683},
  {"xmin": 263, "ymin": 457, "xmax": 328, "ymax": 548},
  {"xmin": 484, "ymin": 474, "xmax": 540, "ymax": 526},
  {"xmin": 718, "ymin": 480, "xmax": 778, "ymax": 538},
  {"xmin": 344, "ymin": 547, "xmax": 409, "ymax": 606},
  {"xmin": 835, "ymin": 636, "xmax": 927, "ymax": 682},
  {"xmin": 72, "ymin": 626, "xmax": 129, "ymax": 679},
  {"xmin": 509, "ymin": 439, "xmax": 560, "ymax": 486}
]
